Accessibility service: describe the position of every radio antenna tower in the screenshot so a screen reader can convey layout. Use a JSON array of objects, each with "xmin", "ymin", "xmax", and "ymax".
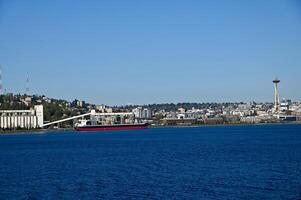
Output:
[
  {"xmin": 0, "ymin": 66, "xmax": 3, "ymax": 95},
  {"xmin": 26, "ymin": 74, "xmax": 30, "ymax": 95}
]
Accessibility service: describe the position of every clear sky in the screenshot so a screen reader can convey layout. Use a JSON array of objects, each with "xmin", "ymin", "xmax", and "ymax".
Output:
[{"xmin": 0, "ymin": 0, "xmax": 300, "ymax": 105}]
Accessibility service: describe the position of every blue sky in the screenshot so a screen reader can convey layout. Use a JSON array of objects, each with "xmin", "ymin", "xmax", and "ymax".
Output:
[{"xmin": 0, "ymin": 0, "xmax": 300, "ymax": 105}]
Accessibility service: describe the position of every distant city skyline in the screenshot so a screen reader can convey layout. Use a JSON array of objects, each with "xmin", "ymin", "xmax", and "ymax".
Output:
[{"xmin": 0, "ymin": 0, "xmax": 300, "ymax": 105}]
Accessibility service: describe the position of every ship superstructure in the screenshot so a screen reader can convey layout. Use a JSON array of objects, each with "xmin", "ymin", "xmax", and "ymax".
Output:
[{"xmin": 75, "ymin": 119, "xmax": 147, "ymax": 131}]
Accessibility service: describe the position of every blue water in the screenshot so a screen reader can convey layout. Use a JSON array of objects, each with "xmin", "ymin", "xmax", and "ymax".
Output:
[{"xmin": 0, "ymin": 125, "xmax": 301, "ymax": 199}]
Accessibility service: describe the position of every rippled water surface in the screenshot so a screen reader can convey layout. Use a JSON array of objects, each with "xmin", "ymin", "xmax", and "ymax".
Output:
[{"xmin": 0, "ymin": 125, "xmax": 301, "ymax": 199}]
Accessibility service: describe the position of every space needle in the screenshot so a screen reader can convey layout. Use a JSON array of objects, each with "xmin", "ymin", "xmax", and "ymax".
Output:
[{"xmin": 273, "ymin": 78, "xmax": 280, "ymax": 113}]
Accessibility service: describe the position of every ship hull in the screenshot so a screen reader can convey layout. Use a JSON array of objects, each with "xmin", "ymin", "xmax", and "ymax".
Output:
[{"xmin": 75, "ymin": 123, "xmax": 148, "ymax": 131}]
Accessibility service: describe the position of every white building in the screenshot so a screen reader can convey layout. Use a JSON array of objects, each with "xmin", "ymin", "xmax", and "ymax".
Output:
[
  {"xmin": 77, "ymin": 100, "xmax": 85, "ymax": 108},
  {"xmin": 133, "ymin": 107, "xmax": 142, "ymax": 118},
  {"xmin": 133, "ymin": 107, "xmax": 152, "ymax": 119},
  {"xmin": 0, "ymin": 105, "xmax": 44, "ymax": 130},
  {"xmin": 142, "ymin": 108, "xmax": 152, "ymax": 119},
  {"xmin": 280, "ymin": 99, "xmax": 292, "ymax": 111}
]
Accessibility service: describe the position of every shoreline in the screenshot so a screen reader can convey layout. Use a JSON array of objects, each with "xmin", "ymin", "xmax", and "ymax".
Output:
[
  {"xmin": 0, "ymin": 128, "xmax": 73, "ymax": 135},
  {"xmin": 0, "ymin": 122, "xmax": 301, "ymax": 135},
  {"xmin": 150, "ymin": 121, "xmax": 301, "ymax": 129}
]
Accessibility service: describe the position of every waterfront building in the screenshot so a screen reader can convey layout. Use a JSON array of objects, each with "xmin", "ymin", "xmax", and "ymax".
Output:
[
  {"xmin": 177, "ymin": 113, "xmax": 185, "ymax": 119},
  {"xmin": 240, "ymin": 116, "xmax": 262, "ymax": 124},
  {"xmin": 178, "ymin": 108, "xmax": 186, "ymax": 113},
  {"xmin": 133, "ymin": 107, "xmax": 152, "ymax": 119},
  {"xmin": 161, "ymin": 118, "xmax": 197, "ymax": 126},
  {"xmin": 142, "ymin": 108, "xmax": 152, "ymax": 119},
  {"xmin": 202, "ymin": 117, "xmax": 224, "ymax": 124},
  {"xmin": 0, "ymin": 105, "xmax": 43, "ymax": 130},
  {"xmin": 133, "ymin": 107, "xmax": 143, "ymax": 118},
  {"xmin": 280, "ymin": 99, "xmax": 292, "ymax": 111}
]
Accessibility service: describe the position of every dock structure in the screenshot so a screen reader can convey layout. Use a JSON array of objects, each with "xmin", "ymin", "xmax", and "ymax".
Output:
[{"xmin": 41, "ymin": 113, "xmax": 91, "ymax": 128}]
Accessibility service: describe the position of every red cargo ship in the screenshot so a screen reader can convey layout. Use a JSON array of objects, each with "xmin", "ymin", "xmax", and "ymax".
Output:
[{"xmin": 75, "ymin": 120, "xmax": 148, "ymax": 131}]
